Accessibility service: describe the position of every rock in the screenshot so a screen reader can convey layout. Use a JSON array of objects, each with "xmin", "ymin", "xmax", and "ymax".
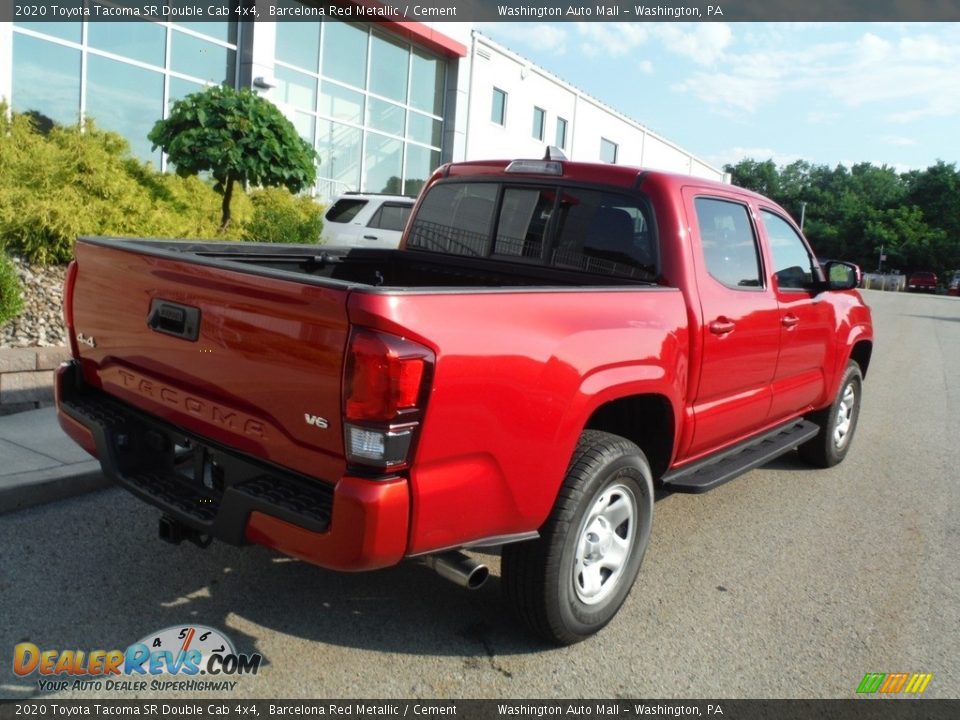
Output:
[{"xmin": 0, "ymin": 257, "xmax": 68, "ymax": 350}]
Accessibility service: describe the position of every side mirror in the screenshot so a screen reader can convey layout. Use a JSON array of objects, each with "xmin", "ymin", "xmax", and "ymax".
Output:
[{"xmin": 824, "ymin": 261, "xmax": 860, "ymax": 291}]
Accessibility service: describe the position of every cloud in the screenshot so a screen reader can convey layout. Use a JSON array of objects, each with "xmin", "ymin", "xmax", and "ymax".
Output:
[
  {"xmin": 670, "ymin": 25, "xmax": 960, "ymax": 125},
  {"xmin": 576, "ymin": 22, "xmax": 650, "ymax": 57},
  {"xmin": 878, "ymin": 135, "xmax": 917, "ymax": 147},
  {"xmin": 704, "ymin": 146, "xmax": 803, "ymax": 169},
  {"xmin": 652, "ymin": 24, "xmax": 733, "ymax": 66},
  {"xmin": 638, "ymin": 60, "xmax": 654, "ymax": 74}
]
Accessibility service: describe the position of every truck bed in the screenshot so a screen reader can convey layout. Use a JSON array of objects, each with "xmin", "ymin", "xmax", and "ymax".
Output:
[{"xmin": 86, "ymin": 237, "xmax": 656, "ymax": 291}]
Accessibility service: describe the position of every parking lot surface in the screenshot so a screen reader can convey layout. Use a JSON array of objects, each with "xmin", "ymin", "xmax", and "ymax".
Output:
[{"xmin": 1, "ymin": 289, "xmax": 957, "ymax": 699}]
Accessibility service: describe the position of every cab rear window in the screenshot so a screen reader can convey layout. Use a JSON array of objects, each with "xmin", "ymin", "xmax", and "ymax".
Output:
[{"xmin": 407, "ymin": 181, "xmax": 656, "ymax": 280}]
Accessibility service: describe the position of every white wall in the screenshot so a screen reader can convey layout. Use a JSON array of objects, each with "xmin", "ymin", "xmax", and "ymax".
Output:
[
  {"xmin": 0, "ymin": 23, "xmax": 12, "ymax": 109},
  {"xmin": 466, "ymin": 33, "xmax": 725, "ymax": 182}
]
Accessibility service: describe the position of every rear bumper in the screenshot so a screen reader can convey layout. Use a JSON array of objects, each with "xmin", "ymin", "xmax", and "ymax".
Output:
[{"xmin": 54, "ymin": 363, "xmax": 409, "ymax": 571}]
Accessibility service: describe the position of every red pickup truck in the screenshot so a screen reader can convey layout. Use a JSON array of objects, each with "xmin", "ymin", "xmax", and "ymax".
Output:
[{"xmin": 56, "ymin": 158, "xmax": 873, "ymax": 644}]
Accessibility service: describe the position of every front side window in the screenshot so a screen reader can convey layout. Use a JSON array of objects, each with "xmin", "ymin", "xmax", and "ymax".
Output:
[
  {"xmin": 369, "ymin": 203, "xmax": 414, "ymax": 232},
  {"xmin": 695, "ymin": 197, "xmax": 762, "ymax": 290},
  {"xmin": 532, "ymin": 107, "xmax": 546, "ymax": 141},
  {"xmin": 761, "ymin": 209, "xmax": 815, "ymax": 290},
  {"xmin": 491, "ymin": 88, "xmax": 507, "ymax": 125}
]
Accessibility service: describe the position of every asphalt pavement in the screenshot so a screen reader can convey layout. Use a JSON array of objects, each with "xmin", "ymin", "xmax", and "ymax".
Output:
[{"xmin": 0, "ymin": 289, "xmax": 957, "ymax": 699}]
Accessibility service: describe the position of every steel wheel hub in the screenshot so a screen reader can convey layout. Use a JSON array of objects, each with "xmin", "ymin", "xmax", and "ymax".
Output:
[
  {"xmin": 834, "ymin": 383, "xmax": 856, "ymax": 449},
  {"xmin": 573, "ymin": 483, "xmax": 637, "ymax": 605}
]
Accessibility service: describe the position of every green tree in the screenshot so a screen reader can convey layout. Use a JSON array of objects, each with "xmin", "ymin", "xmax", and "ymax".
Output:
[{"xmin": 149, "ymin": 85, "xmax": 317, "ymax": 230}]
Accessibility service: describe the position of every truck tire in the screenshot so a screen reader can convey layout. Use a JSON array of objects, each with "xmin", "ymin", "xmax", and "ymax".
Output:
[
  {"xmin": 501, "ymin": 430, "xmax": 654, "ymax": 645},
  {"xmin": 798, "ymin": 361, "xmax": 863, "ymax": 468}
]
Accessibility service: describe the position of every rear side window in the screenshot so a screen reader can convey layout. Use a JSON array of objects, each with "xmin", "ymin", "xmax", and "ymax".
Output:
[
  {"xmin": 369, "ymin": 202, "xmax": 413, "ymax": 232},
  {"xmin": 551, "ymin": 189, "xmax": 655, "ymax": 278},
  {"xmin": 760, "ymin": 209, "xmax": 815, "ymax": 290},
  {"xmin": 407, "ymin": 183, "xmax": 497, "ymax": 255},
  {"xmin": 326, "ymin": 199, "xmax": 367, "ymax": 223},
  {"xmin": 695, "ymin": 197, "xmax": 762, "ymax": 289}
]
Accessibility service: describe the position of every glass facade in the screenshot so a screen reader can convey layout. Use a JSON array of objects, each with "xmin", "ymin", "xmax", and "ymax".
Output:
[
  {"xmin": 8, "ymin": 18, "xmax": 448, "ymax": 195},
  {"xmin": 10, "ymin": 20, "xmax": 240, "ymax": 166},
  {"xmin": 274, "ymin": 21, "xmax": 447, "ymax": 199}
]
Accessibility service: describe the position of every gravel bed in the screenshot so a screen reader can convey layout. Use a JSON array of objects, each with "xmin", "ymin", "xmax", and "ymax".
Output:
[{"xmin": 0, "ymin": 257, "xmax": 68, "ymax": 348}]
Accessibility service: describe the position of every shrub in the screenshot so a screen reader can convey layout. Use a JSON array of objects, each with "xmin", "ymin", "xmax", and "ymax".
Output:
[
  {"xmin": 0, "ymin": 252, "xmax": 24, "ymax": 328},
  {"xmin": 0, "ymin": 106, "xmax": 251, "ymax": 265},
  {"xmin": 244, "ymin": 187, "xmax": 323, "ymax": 245}
]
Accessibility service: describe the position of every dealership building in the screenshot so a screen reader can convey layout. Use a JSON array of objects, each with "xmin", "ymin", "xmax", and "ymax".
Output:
[{"xmin": 0, "ymin": 12, "xmax": 725, "ymax": 201}]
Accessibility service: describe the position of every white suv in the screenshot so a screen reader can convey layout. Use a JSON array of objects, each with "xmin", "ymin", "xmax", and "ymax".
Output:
[{"xmin": 320, "ymin": 193, "xmax": 415, "ymax": 249}]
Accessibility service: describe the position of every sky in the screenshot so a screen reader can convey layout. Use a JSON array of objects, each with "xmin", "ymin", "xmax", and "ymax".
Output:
[{"xmin": 475, "ymin": 22, "xmax": 960, "ymax": 174}]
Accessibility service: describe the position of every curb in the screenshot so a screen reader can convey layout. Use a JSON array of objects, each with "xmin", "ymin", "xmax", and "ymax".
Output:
[{"xmin": 0, "ymin": 461, "xmax": 111, "ymax": 515}]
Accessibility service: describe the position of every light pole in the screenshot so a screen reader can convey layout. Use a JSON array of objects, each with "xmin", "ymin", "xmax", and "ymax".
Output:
[{"xmin": 799, "ymin": 201, "xmax": 807, "ymax": 230}]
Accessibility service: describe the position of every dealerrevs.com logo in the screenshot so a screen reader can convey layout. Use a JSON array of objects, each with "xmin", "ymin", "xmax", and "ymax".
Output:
[{"xmin": 13, "ymin": 625, "xmax": 262, "ymax": 693}]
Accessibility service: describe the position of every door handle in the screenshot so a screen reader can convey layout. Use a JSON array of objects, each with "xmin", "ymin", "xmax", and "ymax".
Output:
[
  {"xmin": 709, "ymin": 319, "xmax": 735, "ymax": 335},
  {"xmin": 363, "ymin": 235, "xmax": 378, "ymax": 240},
  {"xmin": 781, "ymin": 314, "xmax": 800, "ymax": 329}
]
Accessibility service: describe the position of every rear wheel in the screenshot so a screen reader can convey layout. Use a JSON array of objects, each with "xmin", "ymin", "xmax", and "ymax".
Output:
[
  {"xmin": 501, "ymin": 430, "xmax": 654, "ymax": 645},
  {"xmin": 798, "ymin": 361, "xmax": 863, "ymax": 468}
]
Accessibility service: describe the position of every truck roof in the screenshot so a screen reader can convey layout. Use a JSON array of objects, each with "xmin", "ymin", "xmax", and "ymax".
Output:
[{"xmin": 440, "ymin": 158, "xmax": 748, "ymax": 198}]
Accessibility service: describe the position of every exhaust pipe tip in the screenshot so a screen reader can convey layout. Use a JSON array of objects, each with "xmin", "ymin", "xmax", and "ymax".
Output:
[{"xmin": 424, "ymin": 551, "xmax": 490, "ymax": 590}]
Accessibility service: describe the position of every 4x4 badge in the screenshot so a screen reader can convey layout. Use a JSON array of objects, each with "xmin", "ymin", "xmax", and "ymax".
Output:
[{"xmin": 77, "ymin": 333, "xmax": 97, "ymax": 348}]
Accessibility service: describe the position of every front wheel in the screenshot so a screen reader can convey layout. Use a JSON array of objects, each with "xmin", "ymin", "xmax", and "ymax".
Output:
[
  {"xmin": 502, "ymin": 430, "xmax": 654, "ymax": 645},
  {"xmin": 798, "ymin": 361, "xmax": 863, "ymax": 468}
]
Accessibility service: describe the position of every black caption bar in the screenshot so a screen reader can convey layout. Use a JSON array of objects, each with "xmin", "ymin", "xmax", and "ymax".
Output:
[
  {"xmin": 2, "ymin": 700, "xmax": 960, "ymax": 720},
  {"xmin": 3, "ymin": 0, "xmax": 960, "ymax": 22}
]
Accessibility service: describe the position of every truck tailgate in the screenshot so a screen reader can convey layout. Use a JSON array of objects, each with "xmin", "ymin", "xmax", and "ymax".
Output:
[{"xmin": 69, "ymin": 238, "xmax": 350, "ymax": 483}]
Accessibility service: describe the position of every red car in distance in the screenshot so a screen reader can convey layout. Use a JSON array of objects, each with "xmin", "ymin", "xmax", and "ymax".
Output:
[{"xmin": 907, "ymin": 271, "xmax": 938, "ymax": 293}]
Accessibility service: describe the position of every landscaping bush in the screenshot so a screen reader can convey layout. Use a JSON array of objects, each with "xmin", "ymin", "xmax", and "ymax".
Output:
[
  {"xmin": 245, "ymin": 187, "xmax": 323, "ymax": 245},
  {"xmin": 0, "ymin": 105, "xmax": 251, "ymax": 265},
  {"xmin": 0, "ymin": 252, "xmax": 24, "ymax": 328}
]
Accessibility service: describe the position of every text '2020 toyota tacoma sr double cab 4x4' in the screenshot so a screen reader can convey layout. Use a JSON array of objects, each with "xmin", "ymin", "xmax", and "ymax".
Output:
[{"xmin": 56, "ymin": 157, "xmax": 873, "ymax": 644}]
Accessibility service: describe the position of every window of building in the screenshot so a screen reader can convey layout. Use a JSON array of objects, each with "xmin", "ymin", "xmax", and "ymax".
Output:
[
  {"xmin": 11, "ymin": 33, "xmax": 81, "ymax": 126},
  {"xmin": 600, "ymin": 138, "xmax": 618, "ymax": 164},
  {"xmin": 760, "ymin": 209, "xmax": 815, "ymax": 290},
  {"xmin": 10, "ymin": 20, "xmax": 240, "ymax": 166},
  {"xmin": 86, "ymin": 54, "xmax": 164, "ymax": 163},
  {"xmin": 369, "ymin": 32, "xmax": 409, "ymax": 104},
  {"xmin": 532, "ymin": 107, "xmax": 546, "ymax": 141},
  {"xmin": 556, "ymin": 117, "xmax": 568, "ymax": 150},
  {"xmin": 491, "ymin": 88, "xmax": 507, "ymax": 125},
  {"xmin": 274, "ymin": 22, "xmax": 447, "ymax": 201},
  {"xmin": 695, "ymin": 197, "xmax": 762, "ymax": 290}
]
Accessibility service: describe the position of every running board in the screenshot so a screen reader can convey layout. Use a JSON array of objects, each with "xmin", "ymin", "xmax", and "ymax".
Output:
[{"xmin": 662, "ymin": 420, "xmax": 820, "ymax": 494}]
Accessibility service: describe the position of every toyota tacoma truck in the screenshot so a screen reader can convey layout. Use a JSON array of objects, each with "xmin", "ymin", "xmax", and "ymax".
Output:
[{"xmin": 55, "ymin": 157, "xmax": 873, "ymax": 644}]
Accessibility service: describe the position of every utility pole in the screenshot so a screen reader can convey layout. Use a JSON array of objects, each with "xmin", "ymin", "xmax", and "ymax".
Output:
[{"xmin": 799, "ymin": 201, "xmax": 807, "ymax": 230}]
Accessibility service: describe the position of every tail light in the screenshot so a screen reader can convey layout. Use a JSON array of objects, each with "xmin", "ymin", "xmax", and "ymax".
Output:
[
  {"xmin": 63, "ymin": 260, "xmax": 79, "ymax": 357},
  {"xmin": 343, "ymin": 328, "xmax": 434, "ymax": 471}
]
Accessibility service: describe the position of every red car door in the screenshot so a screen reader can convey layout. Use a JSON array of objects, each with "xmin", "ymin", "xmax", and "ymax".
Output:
[
  {"xmin": 681, "ymin": 189, "xmax": 781, "ymax": 459},
  {"xmin": 757, "ymin": 206, "xmax": 834, "ymax": 420}
]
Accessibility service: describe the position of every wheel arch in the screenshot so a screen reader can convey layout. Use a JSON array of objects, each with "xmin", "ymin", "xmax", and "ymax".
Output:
[
  {"xmin": 583, "ymin": 394, "xmax": 676, "ymax": 481},
  {"xmin": 850, "ymin": 340, "xmax": 873, "ymax": 378}
]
